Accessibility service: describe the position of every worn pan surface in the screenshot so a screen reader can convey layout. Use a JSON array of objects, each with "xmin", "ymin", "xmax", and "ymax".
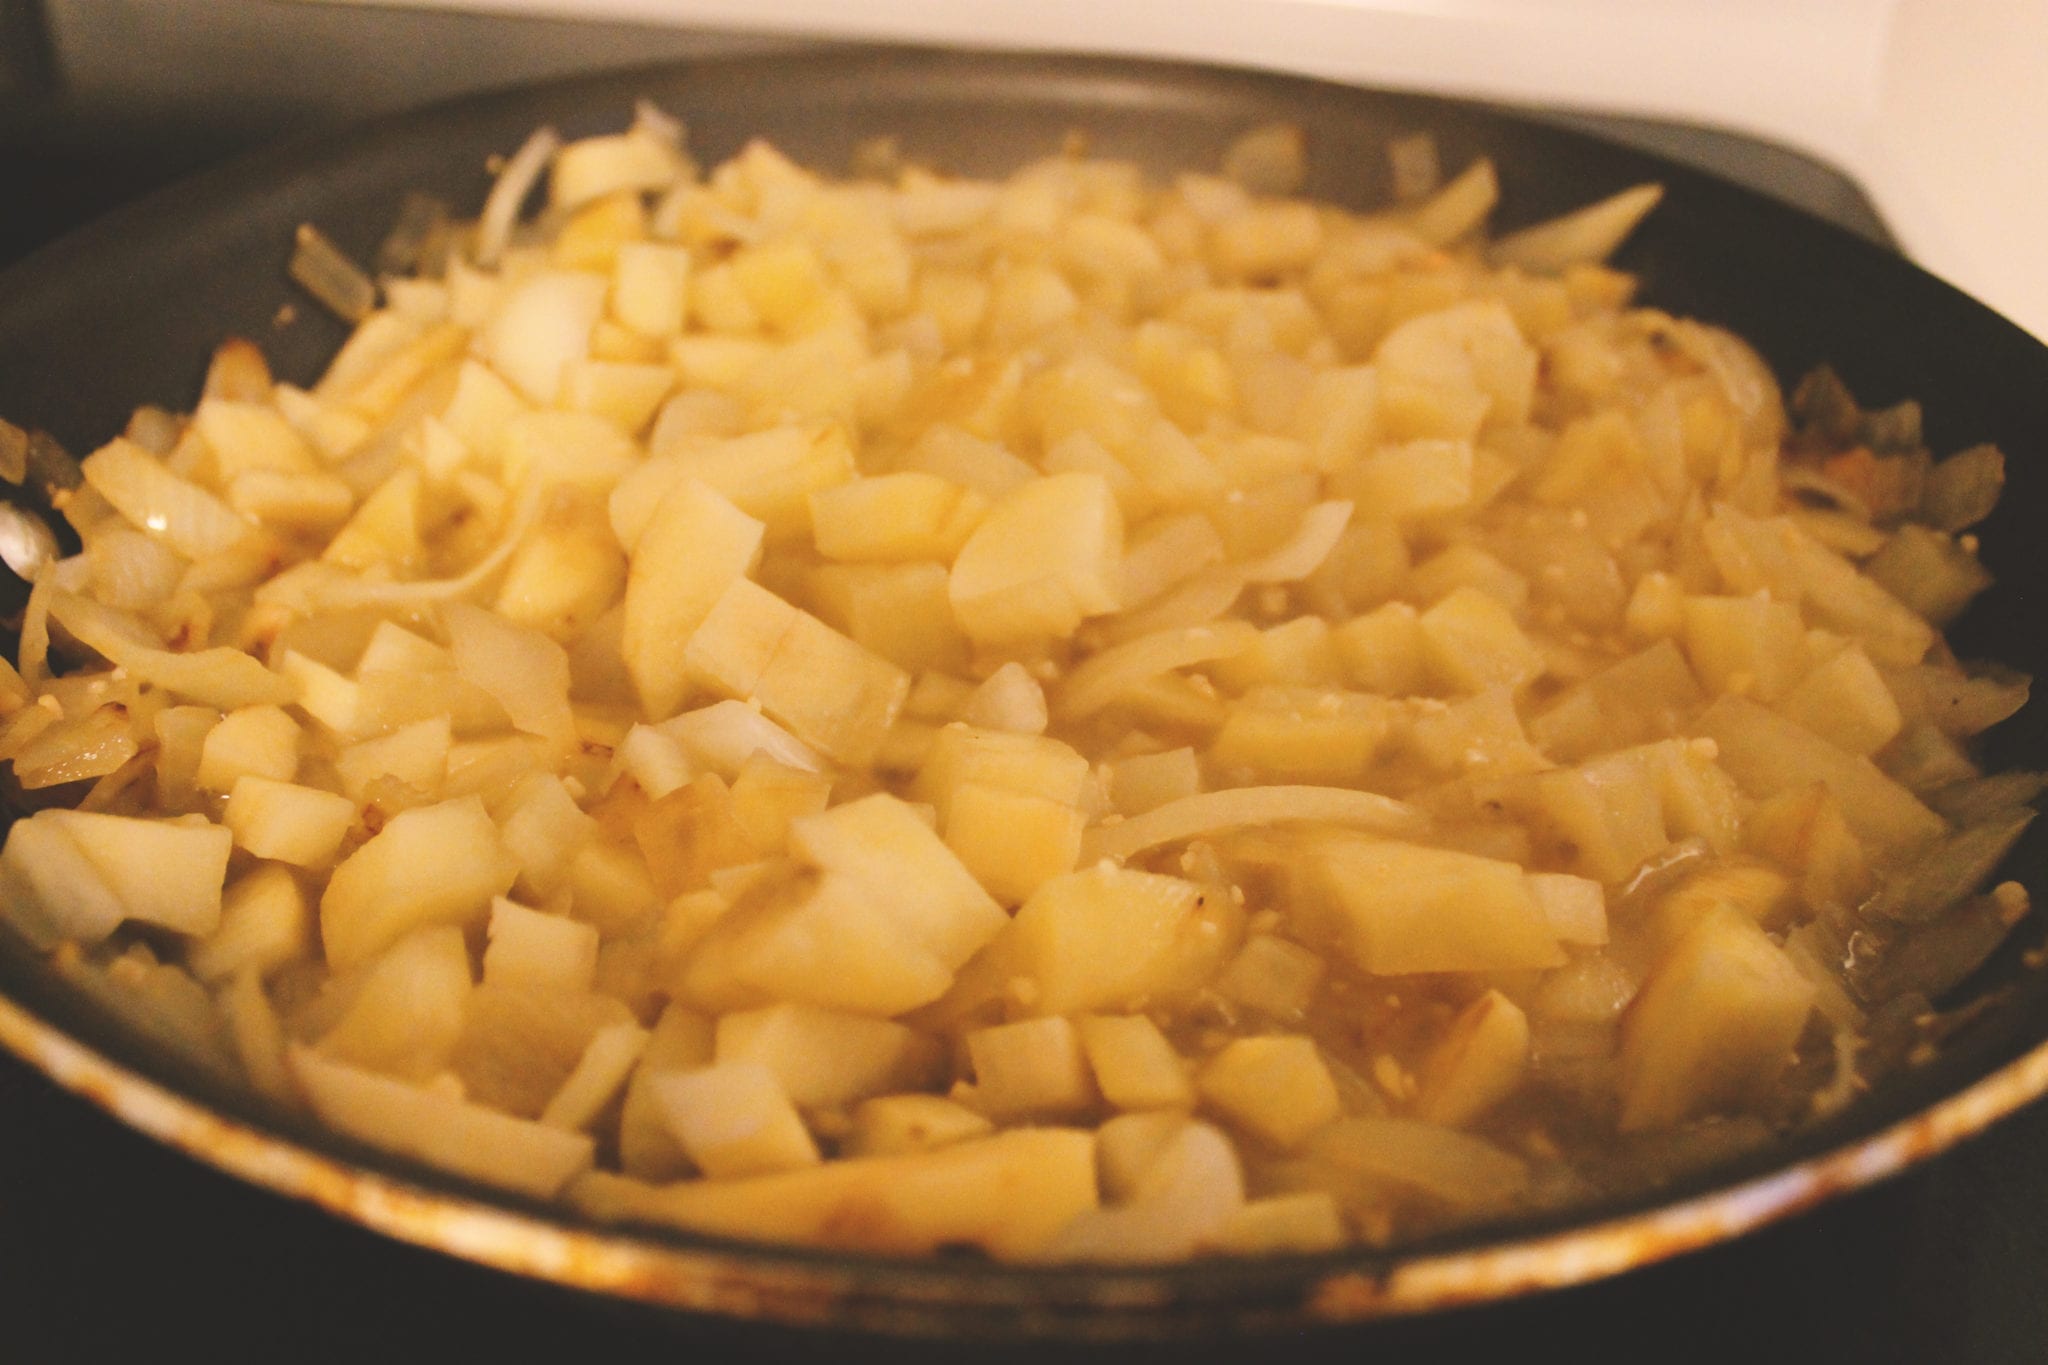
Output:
[{"xmin": 0, "ymin": 46, "xmax": 2045, "ymax": 1340}]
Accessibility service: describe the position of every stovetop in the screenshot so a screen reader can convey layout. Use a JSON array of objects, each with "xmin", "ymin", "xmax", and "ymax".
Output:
[{"xmin": 0, "ymin": 3, "xmax": 2041, "ymax": 1360}]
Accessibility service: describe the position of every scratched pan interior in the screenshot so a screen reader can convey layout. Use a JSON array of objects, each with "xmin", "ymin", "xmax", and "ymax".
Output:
[{"xmin": 1, "ymin": 45, "xmax": 2047, "ymax": 1340}]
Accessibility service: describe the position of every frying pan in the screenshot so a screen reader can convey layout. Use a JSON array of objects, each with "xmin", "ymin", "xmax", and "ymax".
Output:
[{"xmin": 0, "ymin": 45, "xmax": 2044, "ymax": 1341}]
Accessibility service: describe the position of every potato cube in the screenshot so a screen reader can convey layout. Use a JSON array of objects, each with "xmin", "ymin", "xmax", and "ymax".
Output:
[
  {"xmin": 35, "ymin": 809, "xmax": 233, "ymax": 939},
  {"xmin": 1418, "ymin": 587, "xmax": 1544, "ymax": 693},
  {"xmin": 315, "ymin": 925, "xmax": 472, "ymax": 1079},
  {"xmin": 1209, "ymin": 686, "xmax": 1393, "ymax": 782},
  {"xmin": 450, "ymin": 985, "xmax": 639, "ymax": 1118},
  {"xmin": 187, "ymin": 864, "xmax": 311, "ymax": 984},
  {"xmin": 497, "ymin": 772, "xmax": 599, "ymax": 899},
  {"xmin": 1076, "ymin": 1014, "xmax": 1193, "ymax": 1111},
  {"xmin": 1045, "ymin": 1121, "xmax": 1244, "ymax": 1263},
  {"xmin": 789, "ymin": 793, "xmax": 1007, "ymax": 970},
  {"xmin": 1697, "ymin": 695, "xmax": 1944, "ymax": 852},
  {"xmin": 1212, "ymin": 935, "xmax": 1325, "ymax": 1021},
  {"xmin": 320, "ymin": 795, "xmax": 520, "ymax": 970},
  {"xmin": 1301, "ymin": 836, "xmax": 1563, "ymax": 975},
  {"xmin": 484, "ymin": 897, "xmax": 600, "ymax": 993},
  {"xmin": 196, "ymin": 704, "xmax": 300, "ymax": 792},
  {"xmin": 950, "ymin": 471, "xmax": 1123, "ymax": 646},
  {"xmin": 939, "ymin": 781, "xmax": 1085, "ymax": 905},
  {"xmin": 1618, "ymin": 906, "xmax": 1817, "ymax": 1130},
  {"xmin": 1778, "ymin": 643, "xmax": 1904, "ymax": 756},
  {"xmin": 1331, "ymin": 602, "xmax": 1428, "ymax": 696},
  {"xmin": 1412, "ymin": 990, "xmax": 1530, "ymax": 1126},
  {"xmin": 808, "ymin": 562, "xmax": 968, "ymax": 674},
  {"xmin": 1527, "ymin": 871, "xmax": 1608, "ymax": 946},
  {"xmin": 611, "ymin": 241, "xmax": 692, "ymax": 339},
  {"xmin": 748, "ymin": 608, "xmax": 911, "ymax": 768},
  {"xmin": 617, "ymin": 1004, "xmax": 716, "ymax": 1181},
  {"xmin": 655, "ymin": 1061, "xmax": 820, "ymax": 1178},
  {"xmin": 677, "ymin": 872, "xmax": 956, "ymax": 1016},
  {"xmin": 1334, "ymin": 438, "xmax": 1473, "ymax": 519},
  {"xmin": 622, "ymin": 478, "xmax": 765, "ymax": 719},
  {"xmin": 1106, "ymin": 746, "xmax": 1202, "ymax": 817},
  {"xmin": 810, "ymin": 473, "xmax": 988, "ymax": 564},
  {"xmin": 540, "ymin": 1021, "xmax": 651, "ymax": 1132},
  {"xmin": 998, "ymin": 864, "xmax": 1232, "ymax": 1015},
  {"xmin": 714, "ymin": 1003, "xmax": 942, "ymax": 1109},
  {"xmin": 1213, "ymin": 1192, "xmax": 1346, "ymax": 1254},
  {"xmin": 842, "ymin": 1094, "xmax": 994, "ymax": 1157},
  {"xmin": 966, "ymin": 1015, "xmax": 1098, "ymax": 1119},
  {"xmin": 1681, "ymin": 594, "xmax": 1807, "ymax": 699},
  {"xmin": 1196, "ymin": 1035, "xmax": 1341, "ymax": 1149},
  {"xmin": 334, "ymin": 716, "xmax": 451, "ymax": 804},
  {"xmin": 571, "ymin": 1128, "xmax": 1097, "ymax": 1259},
  {"xmin": 225, "ymin": 777, "xmax": 357, "ymax": 867},
  {"xmin": 290, "ymin": 1046, "xmax": 594, "ymax": 1199}
]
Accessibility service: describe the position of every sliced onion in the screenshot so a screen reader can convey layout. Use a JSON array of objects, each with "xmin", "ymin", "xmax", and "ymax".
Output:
[
  {"xmin": 475, "ymin": 125, "xmax": 561, "ymax": 268},
  {"xmin": 1238, "ymin": 500, "xmax": 1353, "ymax": 583},
  {"xmin": 1489, "ymin": 183, "xmax": 1662, "ymax": 274},
  {"xmin": 1082, "ymin": 784, "xmax": 1422, "ymax": 864},
  {"xmin": 1056, "ymin": 621, "xmax": 1259, "ymax": 722}
]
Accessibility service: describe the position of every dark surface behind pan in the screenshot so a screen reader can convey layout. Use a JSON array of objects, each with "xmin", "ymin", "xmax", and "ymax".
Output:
[{"xmin": 2, "ymin": 46, "xmax": 2047, "ymax": 1356}]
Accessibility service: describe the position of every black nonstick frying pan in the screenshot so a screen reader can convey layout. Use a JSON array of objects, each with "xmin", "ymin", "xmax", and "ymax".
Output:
[{"xmin": 0, "ymin": 45, "xmax": 2044, "ymax": 1341}]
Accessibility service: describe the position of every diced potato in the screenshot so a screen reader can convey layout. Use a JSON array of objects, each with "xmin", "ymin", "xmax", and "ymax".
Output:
[
  {"xmin": 1299, "ymin": 836, "xmax": 1564, "ymax": 976},
  {"xmin": 572, "ymin": 1127, "xmax": 1097, "ymax": 1259},
  {"xmin": 714, "ymin": 1003, "xmax": 941, "ymax": 1108},
  {"xmin": 1412, "ymin": 990, "xmax": 1530, "ymax": 1126},
  {"xmin": 788, "ymin": 793, "xmax": 1007, "ymax": 971},
  {"xmin": 1778, "ymin": 643, "xmax": 1904, "ymax": 756},
  {"xmin": 965, "ymin": 1015, "xmax": 1099, "ymax": 1119},
  {"xmin": 484, "ymin": 897, "xmax": 600, "ymax": 993},
  {"xmin": 320, "ymin": 795, "xmax": 519, "ymax": 970},
  {"xmin": 1076, "ymin": 1014, "xmax": 1194, "ymax": 1111},
  {"xmin": 449, "ymin": 984, "xmax": 638, "ymax": 1119},
  {"xmin": 188, "ymin": 864, "xmax": 311, "ymax": 984},
  {"xmin": 1212, "ymin": 935, "xmax": 1325, "ymax": 1021},
  {"xmin": 540, "ymin": 1021, "xmax": 651, "ymax": 1132},
  {"xmin": 21, "ymin": 809, "xmax": 232, "ymax": 940},
  {"xmin": 1196, "ymin": 1035, "xmax": 1341, "ymax": 1149},
  {"xmin": 315, "ymin": 925, "xmax": 472, "ymax": 1079},
  {"xmin": 621, "ymin": 477, "xmax": 765, "ymax": 719},
  {"xmin": 1212, "ymin": 1192, "xmax": 1346, "ymax": 1254},
  {"xmin": 808, "ymin": 562, "xmax": 969, "ymax": 675},
  {"xmin": 842, "ymin": 1094, "xmax": 994, "ymax": 1157},
  {"xmin": 990, "ymin": 864, "xmax": 1234, "ymax": 1016},
  {"xmin": 950, "ymin": 472, "xmax": 1123, "ymax": 646},
  {"xmin": 196, "ymin": 704, "xmax": 300, "ymax": 792},
  {"xmin": 224, "ymin": 777, "xmax": 357, "ymax": 866},
  {"xmin": 617, "ymin": 1004, "xmax": 717, "ymax": 1181},
  {"xmin": 1045, "ymin": 1121, "xmax": 1243, "ymax": 1262},
  {"xmin": 1209, "ymin": 686, "xmax": 1393, "ymax": 782},
  {"xmin": 1418, "ymin": 587, "xmax": 1544, "ymax": 693},
  {"xmin": 1618, "ymin": 906, "xmax": 1817, "ymax": 1130},
  {"xmin": 290, "ymin": 1046, "xmax": 594, "ymax": 1198},
  {"xmin": 334, "ymin": 716, "xmax": 450, "ymax": 804},
  {"xmin": 654, "ymin": 1061, "xmax": 820, "ymax": 1178},
  {"xmin": 810, "ymin": 473, "xmax": 988, "ymax": 563},
  {"xmin": 1106, "ymin": 746, "xmax": 1202, "ymax": 817},
  {"xmin": 1697, "ymin": 695, "xmax": 1945, "ymax": 852},
  {"xmin": 1680, "ymin": 594, "xmax": 1806, "ymax": 700}
]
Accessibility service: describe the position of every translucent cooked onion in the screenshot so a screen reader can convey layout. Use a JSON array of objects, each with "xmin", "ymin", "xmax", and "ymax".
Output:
[{"xmin": 1081, "ymin": 785, "xmax": 1423, "ymax": 863}]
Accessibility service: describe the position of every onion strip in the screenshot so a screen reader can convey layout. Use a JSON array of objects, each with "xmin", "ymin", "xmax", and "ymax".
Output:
[
  {"xmin": 475, "ymin": 125, "xmax": 561, "ymax": 268},
  {"xmin": 1056, "ymin": 621, "xmax": 1259, "ymax": 722},
  {"xmin": 1082, "ymin": 785, "xmax": 1423, "ymax": 864},
  {"xmin": 1239, "ymin": 500, "xmax": 1353, "ymax": 583}
]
